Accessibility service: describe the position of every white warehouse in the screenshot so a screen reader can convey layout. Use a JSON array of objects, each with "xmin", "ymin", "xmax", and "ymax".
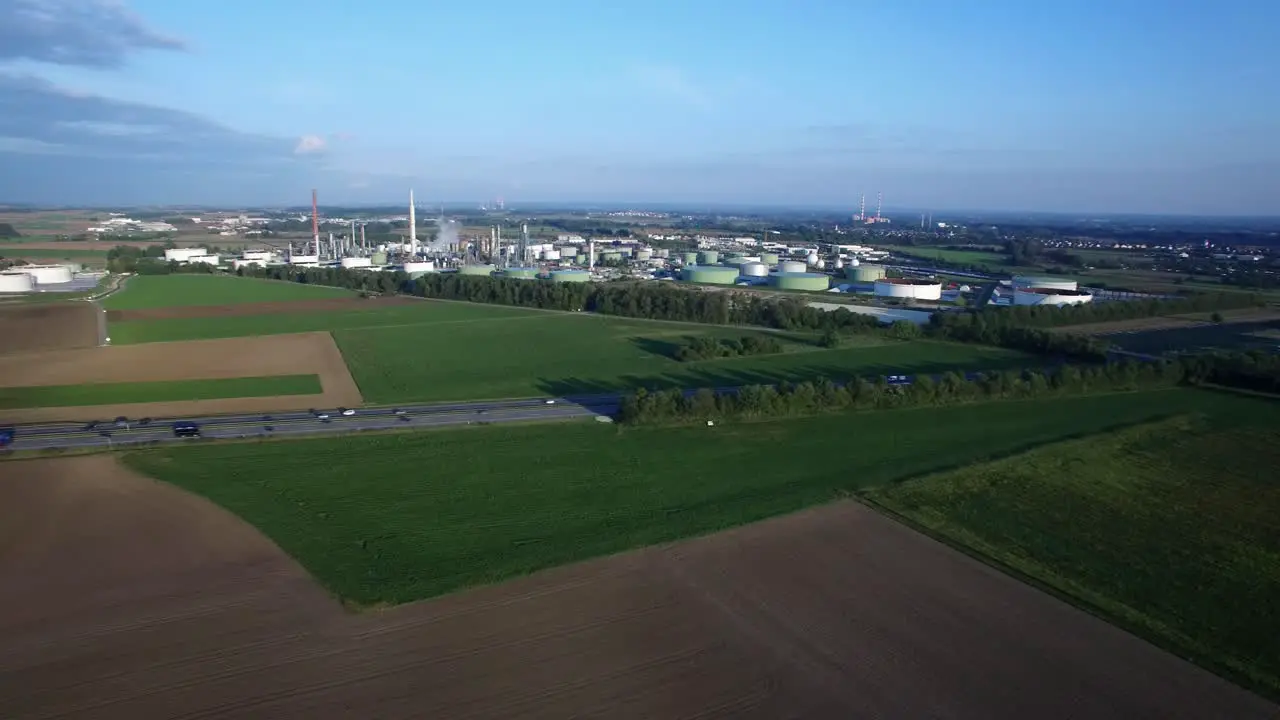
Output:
[
  {"xmin": 1013, "ymin": 287, "xmax": 1094, "ymax": 306},
  {"xmin": 1012, "ymin": 275, "xmax": 1078, "ymax": 292},
  {"xmin": 164, "ymin": 247, "xmax": 210, "ymax": 263}
]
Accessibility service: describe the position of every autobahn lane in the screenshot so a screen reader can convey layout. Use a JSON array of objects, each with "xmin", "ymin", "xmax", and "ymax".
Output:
[{"xmin": 4, "ymin": 396, "xmax": 622, "ymax": 452}]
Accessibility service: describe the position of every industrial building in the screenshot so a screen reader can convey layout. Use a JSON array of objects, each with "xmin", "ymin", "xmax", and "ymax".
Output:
[{"xmin": 873, "ymin": 277, "xmax": 943, "ymax": 301}]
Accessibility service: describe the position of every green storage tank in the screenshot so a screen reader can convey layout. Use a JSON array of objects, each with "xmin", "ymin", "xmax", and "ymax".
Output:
[
  {"xmin": 370, "ymin": 251, "xmax": 388, "ymax": 265},
  {"xmin": 771, "ymin": 272, "xmax": 831, "ymax": 291},
  {"xmin": 698, "ymin": 250, "xmax": 720, "ymax": 264},
  {"xmin": 601, "ymin": 251, "xmax": 623, "ymax": 263},
  {"xmin": 681, "ymin": 251, "xmax": 699, "ymax": 265},
  {"xmin": 504, "ymin": 267, "xmax": 540, "ymax": 279},
  {"xmin": 549, "ymin": 269, "xmax": 591, "ymax": 283},
  {"xmin": 681, "ymin": 266, "xmax": 740, "ymax": 285},
  {"xmin": 847, "ymin": 264, "xmax": 886, "ymax": 282},
  {"xmin": 458, "ymin": 264, "xmax": 497, "ymax": 276},
  {"xmin": 760, "ymin": 252, "xmax": 780, "ymax": 265}
]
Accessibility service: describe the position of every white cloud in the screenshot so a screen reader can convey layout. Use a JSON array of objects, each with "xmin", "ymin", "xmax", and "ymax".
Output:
[
  {"xmin": 294, "ymin": 134, "xmax": 327, "ymax": 155},
  {"xmin": 0, "ymin": 0, "xmax": 185, "ymax": 67}
]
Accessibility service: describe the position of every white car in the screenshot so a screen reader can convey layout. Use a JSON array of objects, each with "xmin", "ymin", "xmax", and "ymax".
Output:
[
  {"xmin": 316, "ymin": 413, "xmax": 330, "ymax": 420},
  {"xmin": 544, "ymin": 400, "xmax": 556, "ymax": 405},
  {"xmin": 339, "ymin": 408, "xmax": 356, "ymax": 416}
]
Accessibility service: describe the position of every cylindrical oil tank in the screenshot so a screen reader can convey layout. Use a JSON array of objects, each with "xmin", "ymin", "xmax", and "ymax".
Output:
[
  {"xmin": 371, "ymin": 251, "xmax": 389, "ymax": 265},
  {"xmin": 340, "ymin": 257, "xmax": 372, "ymax": 269},
  {"xmin": 698, "ymin": 250, "xmax": 720, "ymax": 264},
  {"xmin": 1012, "ymin": 275, "xmax": 1078, "ymax": 292},
  {"xmin": 0, "ymin": 272, "xmax": 34, "ymax": 292},
  {"xmin": 403, "ymin": 261, "xmax": 435, "ymax": 274},
  {"xmin": 739, "ymin": 262, "xmax": 769, "ymax": 277},
  {"xmin": 23, "ymin": 265, "xmax": 74, "ymax": 284},
  {"xmin": 681, "ymin": 266, "xmax": 740, "ymax": 285},
  {"xmin": 635, "ymin": 249, "xmax": 653, "ymax": 261},
  {"xmin": 771, "ymin": 272, "xmax": 830, "ymax": 291},
  {"xmin": 458, "ymin": 264, "xmax": 497, "ymax": 276},
  {"xmin": 1013, "ymin": 288, "xmax": 1093, "ymax": 306},
  {"xmin": 601, "ymin": 251, "xmax": 623, "ymax": 263},
  {"xmin": 778, "ymin": 260, "xmax": 807, "ymax": 274},
  {"xmin": 542, "ymin": 249, "xmax": 562, "ymax": 261},
  {"xmin": 760, "ymin": 252, "xmax": 780, "ymax": 265},
  {"xmin": 504, "ymin": 267, "xmax": 540, "ymax": 280},
  {"xmin": 849, "ymin": 264, "xmax": 886, "ymax": 282},
  {"xmin": 575, "ymin": 254, "xmax": 587, "ymax": 264},
  {"xmin": 549, "ymin": 269, "xmax": 591, "ymax": 282},
  {"xmin": 873, "ymin": 278, "xmax": 943, "ymax": 300},
  {"xmin": 681, "ymin": 251, "xmax": 699, "ymax": 265}
]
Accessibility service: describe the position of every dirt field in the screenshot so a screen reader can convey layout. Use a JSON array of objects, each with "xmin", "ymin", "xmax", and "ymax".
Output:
[
  {"xmin": 107, "ymin": 296, "xmax": 420, "ymax": 322},
  {"xmin": 0, "ymin": 302, "xmax": 98, "ymax": 356},
  {"xmin": 0, "ymin": 456, "xmax": 1272, "ymax": 720},
  {"xmin": 0, "ymin": 332, "xmax": 362, "ymax": 422}
]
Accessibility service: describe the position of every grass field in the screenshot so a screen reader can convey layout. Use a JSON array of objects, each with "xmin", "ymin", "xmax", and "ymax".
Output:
[
  {"xmin": 865, "ymin": 406, "xmax": 1280, "ymax": 698},
  {"xmin": 103, "ymin": 275, "xmax": 356, "ymax": 310},
  {"xmin": 895, "ymin": 248, "xmax": 1013, "ymax": 270},
  {"xmin": 106, "ymin": 300, "xmax": 540, "ymax": 344},
  {"xmin": 0, "ymin": 246, "xmax": 108, "ymax": 261},
  {"xmin": 1106, "ymin": 319, "xmax": 1280, "ymax": 354},
  {"xmin": 0, "ymin": 374, "xmax": 322, "ymax": 409},
  {"xmin": 333, "ymin": 314, "xmax": 1030, "ymax": 402},
  {"xmin": 122, "ymin": 388, "xmax": 1268, "ymax": 606}
]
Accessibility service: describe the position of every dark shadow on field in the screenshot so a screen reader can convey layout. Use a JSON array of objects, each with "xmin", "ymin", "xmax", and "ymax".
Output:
[
  {"xmin": 537, "ymin": 351, "xmax": 1038, "ymax": 397},
  {"xmin": 1108, "ymin": 319, "xmax": 1280, "ymax": 356},
  {"xmin": 629, "ymin": 336, "xmax": 687, "ymax": 360}
]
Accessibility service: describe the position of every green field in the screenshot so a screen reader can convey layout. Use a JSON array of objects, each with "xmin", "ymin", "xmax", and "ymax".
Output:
[
  {"xmin": 0, "ymin": 374, "xmax": 322, "ymax": 409},
  {"xmin": 0, "ymin": 246, "xmax": 108, "ymax": 261},
  {"xmin": 334, "ymin": 314, "xmax": 1030, "ymax": 402},
  {"xmin": 895, "ymin": 248, "xmax": 1013, "ymax": 270},
  {"xmin": 865, "ymin": 404, "xmax": 1280, "ymax": 698},
  {"xmin": 102, "ymin": 274, "xmax": 356, "ymax": 310},
  {"xmin": 123, "ymin": 388, "xmax": 1267, "ymax": 606}
]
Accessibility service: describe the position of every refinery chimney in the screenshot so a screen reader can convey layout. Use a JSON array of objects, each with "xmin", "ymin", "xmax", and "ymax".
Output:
[
  {"xmin": 311, "ymin": 189, "xmax": 320, "ymax": 255},
  {"xmin": 408, "ymin": 189, "xmax": 417, "ymax": 257}
]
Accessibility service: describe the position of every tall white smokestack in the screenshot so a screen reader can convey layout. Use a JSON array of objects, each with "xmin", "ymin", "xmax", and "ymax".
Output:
[{"xmin": 408, "ymin": 189, "xmax": 417, "ymax": 257}]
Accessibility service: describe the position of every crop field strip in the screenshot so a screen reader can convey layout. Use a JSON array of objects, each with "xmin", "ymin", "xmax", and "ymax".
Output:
[
  {"xmin": 102, "ymin": 274, "xmax": 357, "ymax": 310},
  {"xmin": 865, "ymin": 411, "xmax": 1280, "ymax": 700},
  {"xmin": 0, "ymin": 374, "xmax": 322, "ymax": 410},
  {"xmin": 122, "ymin": 387, "xmax": 1270, "ymax": 607}
]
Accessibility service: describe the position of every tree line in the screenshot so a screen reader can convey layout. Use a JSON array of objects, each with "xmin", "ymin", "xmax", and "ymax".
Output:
[
  {"xmin": 618, "ymin": 354, "xmax": 1232, "ymax": 425},
  {"xmin": 673, "ymin": 335, "xmax": 783, "ymax": 362}
]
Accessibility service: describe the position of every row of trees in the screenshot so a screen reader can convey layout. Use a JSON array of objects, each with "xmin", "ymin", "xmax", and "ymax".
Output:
[
  {"xmin": 620, "ymin": 359, "xmax": 1188, "ymax": 424},
  {"xmin": 673, "ymin": 335, "xmax": 783, "ymax": 362},
  {"xmin": 957, "ymin": 290, "xmax": 1261, "ymax": 329}
]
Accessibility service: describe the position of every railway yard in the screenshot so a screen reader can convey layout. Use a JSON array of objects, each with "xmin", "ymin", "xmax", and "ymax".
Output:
[{"xmin": 1, "ymin": 271, "xmax": 1278, "ymax": 717}]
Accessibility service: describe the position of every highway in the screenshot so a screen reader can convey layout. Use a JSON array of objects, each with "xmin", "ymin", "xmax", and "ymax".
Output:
[{"xmin": 2, "ymin": 395, "xmax": 622, "ymax": 452}]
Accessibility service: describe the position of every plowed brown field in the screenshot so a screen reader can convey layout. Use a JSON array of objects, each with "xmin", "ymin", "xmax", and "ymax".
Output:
[
  {"xmin": 0, "ymin": 332, "xmax": 362, "ymax": 422},
  {"xmin": 0, "ymin": 302, "xmax": 98, "ymax": 356},
  {"xmin": 0, "ymin": 455, "xmax": 1272, "ymax": 720},
  {"xmin": 107, "ymin": 295, "xmax": 419, "ymax": 322}
]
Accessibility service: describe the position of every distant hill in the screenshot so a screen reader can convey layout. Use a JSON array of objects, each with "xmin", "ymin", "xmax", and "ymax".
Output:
[{"xmin": 0, "ymin": 223, "xmax": 22, "ymax": 238}]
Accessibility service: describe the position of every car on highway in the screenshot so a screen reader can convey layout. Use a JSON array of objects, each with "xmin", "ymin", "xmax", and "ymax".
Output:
[
  {"xmin": 114, "ymin": 416, "xmax": 128, "ymax": 427},
  {"xmin": 316, "ymin": 412, "xmax": 330, "ymax": 421},
  {"xmin": 545, "ymin": 400, "xmax": 556, "ymax": 405},
  {"xmin": 392, "ymin": 408, "xmax": 407, "ymax": 415},
  {"xmin": 0, "ymin": 427, "xmax": 14, "ymax": 447},
  {"xmin": 172, "ymin": 422, "xmax": 200, "ymax": 438},
  {"xmin": 339, "ymin": 408, "xmax": 355, "ymax": 416}
]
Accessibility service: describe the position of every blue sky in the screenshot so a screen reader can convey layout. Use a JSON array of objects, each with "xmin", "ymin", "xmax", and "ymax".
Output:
[{"xmin": 1, "ymin": 0, "xmax": 1277, "ymax": 213}]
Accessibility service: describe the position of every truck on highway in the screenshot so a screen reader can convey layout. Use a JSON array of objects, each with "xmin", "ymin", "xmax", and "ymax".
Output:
[{"xmin": 172, "ymin": 422, "xmax": 201, "ymax": 438}]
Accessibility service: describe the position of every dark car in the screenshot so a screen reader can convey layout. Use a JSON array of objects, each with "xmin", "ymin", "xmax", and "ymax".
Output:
[
  {"xmin": 172, "ymin": 422, "xmax": 201, "ymax": 438},
  {"xmin": 0, "ymin": 427, "xmax": 14, "ymax": 446}
]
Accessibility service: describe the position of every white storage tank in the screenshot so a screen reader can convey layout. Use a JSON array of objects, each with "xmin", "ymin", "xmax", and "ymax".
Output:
[
  {"xmin": 22, "ymin": 265, "xmax": 74, "ymax": 284},
  {"xmin": 740, "ymin": 261, "xmax": 769, "ymax": 277},
  {"xmin": 560, "ymin": 246, "xmax": 579, "ymax": 257},
  {"xmin": 186, "ymin": 255, "xmax": 219, "ymax": 265},
  {"xmin": 873, "ymin": 278, "xmax": 943, "ymax": 300},
  {"xmin": 1012, "ymin": 275, "xmax": 1078, "ymax": 292},
  {"xmin": 1013, "ymin": 287, "xmax": 1094, "ymax": 306},
  {"xmin": 290, "ymin": 254, "xmax": 320, "ymax": 265},
  {"xmin": 542, "ymin": 249, "xmax": 562, "ymax": 261},
  {"xmin": 164, "ymin": 247, "xmax": 208, "ymax": 262},
  {"xmin": 0, "ymin": 272, "xmax": 34, "ymax": 292},
  {"xmin": 806, "ymin": 252, "xmax": 820, "ymax": 266},
  {"xmin": 403, "ymin": 261, "xmax": 435, "ymax": 274},
  {"xmin": 778, "ymin": 260, "xmax": 807, "ymax": 274},
  {"xmin": 340, "ymin": 257, "xmax": 373, "ymax": 269}
]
